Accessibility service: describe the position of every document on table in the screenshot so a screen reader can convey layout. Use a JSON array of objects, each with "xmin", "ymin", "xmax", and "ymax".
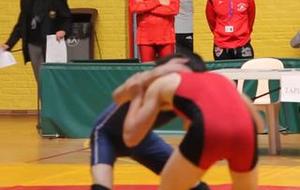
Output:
[
  {"xmin": 46, "ymin": 35, "xmax": 67, "ymax": 63},
  {"xmin": 0, "ymin": 50, "xmax": 16, "ymax": 68},
  {"xmin": 281, "ymin": 73, "xmax": 300, "ymax": 103}
]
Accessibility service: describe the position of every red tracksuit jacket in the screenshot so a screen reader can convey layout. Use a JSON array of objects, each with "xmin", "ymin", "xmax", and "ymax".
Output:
[
  {"xmin": 129, "ymin": 0, "xmax": 179, "ymax": 45},
  {"xmin": 206, "ymin": 0, "xmax": 255, "ymax": 48}
]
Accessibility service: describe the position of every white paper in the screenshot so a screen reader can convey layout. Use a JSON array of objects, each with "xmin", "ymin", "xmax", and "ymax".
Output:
[
  {"xmin": 280, "ymin": 74, "xmax": 300, "ymax": 102},
  {"xmin": 46, "ymin": 35, "xmax": 67, "ymax": 63},
  {"xmin": 0, "ymin": 50, "xmax": 17, "ymax": 68}
]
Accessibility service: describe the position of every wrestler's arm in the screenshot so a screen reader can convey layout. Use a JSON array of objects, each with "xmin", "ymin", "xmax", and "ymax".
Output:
[
  {"xmin": 123, "ymin": 73, "xmax": 177, "ymax": 147},
  {"xmin": 113, "ymin": 58, "xmax": 189, "ymax": 105},
  {"xmin": 123, "ymin": 81, "xmax": 162, "ymax": 147},
  {"xmin": 112, "ymin": 72, "xmax": 144, "ymax": 106}
]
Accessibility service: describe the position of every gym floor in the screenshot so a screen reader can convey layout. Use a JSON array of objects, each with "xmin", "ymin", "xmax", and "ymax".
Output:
[{"xmin": 0, "ymin": 115, "xmax": 300, "ymax": 190}]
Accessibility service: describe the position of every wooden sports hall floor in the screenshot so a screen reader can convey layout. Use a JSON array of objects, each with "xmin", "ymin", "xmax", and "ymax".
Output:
[{"xmin": 0, "ymin": 115, "xmax": 300, "ymax": 189}]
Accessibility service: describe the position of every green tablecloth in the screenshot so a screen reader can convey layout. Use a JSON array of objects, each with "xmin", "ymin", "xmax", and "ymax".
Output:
[{"xmin": 39, "ymin": 58, "xmax": 300, "ymax": 138}]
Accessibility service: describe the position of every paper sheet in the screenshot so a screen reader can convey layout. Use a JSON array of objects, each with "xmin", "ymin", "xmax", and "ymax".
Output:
[
  {"xmin": 281, "ymin": 74, "xmax": 300, "ymax": 102},
  {"xmin": 46, "ymin": 35, "xmax": 67, "ymax": 63},
  {"xmin": 0, "ymin": 50, "xmax": 17, "ymax": 68}
]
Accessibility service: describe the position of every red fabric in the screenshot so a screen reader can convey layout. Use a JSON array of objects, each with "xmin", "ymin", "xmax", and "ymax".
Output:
[
  {"xmin": 129, "ymin": 0, "xmax": 179, "ymax": 45},
  {"xmin": 174, "ymin": 72, "xmax": 256, "ymax": 172},
  {"xmin": 206, "ymin": 0, "xmax": 255, "ymax": 48},
  {"xmin": 139, "ymin": 44, "xmax": 174, "ymax": 62}
]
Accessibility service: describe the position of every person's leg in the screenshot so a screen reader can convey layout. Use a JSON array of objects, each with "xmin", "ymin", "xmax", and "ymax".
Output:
[
  {"xmin": 159, "ymin": 148, "xmax": 206, "ymax": 190},
  {"xmin": 139, "ymin": 45, "xmax": 156, "ymax": 62},
  {"xmin": 28, "ymin": 43, "xmax": 44, "ymax": 82},
  {"xmin": 226, "ymin": 118, "xmax": 258, "ymax": 190},
  {"xmin": 158, "ymin": 43, "xmax": 175, "ymax": 58},
  {"xmin": 28, "ymin": 43, "xmax": 45, "ymax": 132},
  {"xmin": 132, "ymin": 132, "xmax": 210, "ymax": 190},
  {"xmin": 91, "ymin": 164, "xmax": 113, "ymax": 190},
  {"xmin": 173, "ymin": 121, "xmax": 210, "ymax": 190},
  {"xmin": 230, "ymin": 167, "xmax": 258, "ymax": 190},
  {"xmin": 90, "ymin": 103, "xmax": 121, "ymax": 190},
  {"xmin": 131, "ymin": 132, "xmax": 173, "ymax": 174},
  {"xmin": 91, "ymin": 129, "xmax": 116, "ymax": 189},
  {"xmin": 228, "ymin": 120, "xmax": 258, "ymax": 190}
]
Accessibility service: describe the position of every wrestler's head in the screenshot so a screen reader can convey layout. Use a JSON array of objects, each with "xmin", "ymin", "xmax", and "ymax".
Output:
[{"xmin": 155, "ymin": 52, "xmax": 207, "ymax": 72}]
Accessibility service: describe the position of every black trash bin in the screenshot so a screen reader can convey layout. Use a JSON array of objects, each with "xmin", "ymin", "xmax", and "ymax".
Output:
[{"xmin": 66, "ymin": 8, "xmax": 98, "ymax": 61}]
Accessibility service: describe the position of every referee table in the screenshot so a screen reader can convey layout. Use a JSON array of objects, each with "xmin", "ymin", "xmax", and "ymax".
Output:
[{"xmin": 39, "ymin": 58, "xmax": 300, "ymax": 139}]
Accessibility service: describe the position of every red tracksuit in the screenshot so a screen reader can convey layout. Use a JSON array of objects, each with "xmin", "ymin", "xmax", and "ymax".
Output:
[
  {"xmin": 129, "ymin": 0, "xmax": 179, "ymax": 62},
  {"xmin": 206, "ymin": 0, "xmax": 255, "ymax": 48}
]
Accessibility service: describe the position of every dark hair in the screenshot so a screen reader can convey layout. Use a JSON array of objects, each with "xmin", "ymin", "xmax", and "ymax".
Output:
[{"xmin": 154, "ymin": 52, "xmax": 207, "ymax": 72}]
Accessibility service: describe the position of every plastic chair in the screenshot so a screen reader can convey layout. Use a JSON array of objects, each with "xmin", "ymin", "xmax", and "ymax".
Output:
[{"xmin": 237, "ymin": 58, "xmax": 284, "ymax": 155}]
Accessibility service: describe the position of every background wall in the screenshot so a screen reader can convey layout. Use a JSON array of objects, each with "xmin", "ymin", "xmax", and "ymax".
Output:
[
  {"xmin": 0, "ymin": 0, "xmax": 128, "ymax": 110},
  {"xmin": 0, "ymin": 0, "xmax": 300, "ymax": 110}
]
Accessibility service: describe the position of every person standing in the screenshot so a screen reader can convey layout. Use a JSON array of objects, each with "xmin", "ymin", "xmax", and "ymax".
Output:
[
  {"xmin": 129, "ymin": 0, "xmax": 179, "ymax": 62},
  {"xmin": 205, "ymin": 0, "xmax": 255, "ymax": 60},
  {"xmin": 0, "ymin": 0, "xmax": 72, "ymax": 82},
  {"xmin": 175, "ymin": 0, "xmax": 194, "ymax": 54}
]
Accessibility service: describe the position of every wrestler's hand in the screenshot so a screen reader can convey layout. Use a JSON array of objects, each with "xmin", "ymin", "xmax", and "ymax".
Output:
[
  {"xmin": 56, "ymin": 31, "xmax": 66, "ymax": 41},
  {"xmin": 127, "ymin": 81, "xmax": 144, "ymax": 99},
  {"xmin": 159, "ymin": 0, "xmax": 170, "ymax": 5},
  {"xmin": 113, "ymin": 72, "xmax": 145, "ymax": 105},
  {"xmin": 125, "ymin": 72, "xmax": 144, "ymax": 95}
]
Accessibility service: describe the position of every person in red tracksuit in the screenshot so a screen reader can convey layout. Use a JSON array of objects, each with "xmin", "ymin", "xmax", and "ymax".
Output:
[
  {"xmin": 129, "ymin": 0, "xmax": 179, "ymax": 62},
  {"xmin": 206, "ymin": 0, "xmax": 256, "ymax": 60}
]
